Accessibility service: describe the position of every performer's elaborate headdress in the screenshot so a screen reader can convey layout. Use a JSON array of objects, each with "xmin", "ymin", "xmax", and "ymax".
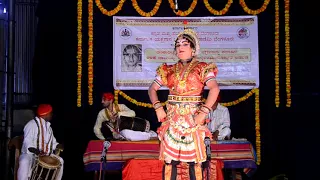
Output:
[{"xmin": 175, "ymin": 20, "xmax": 200, "ymax": 56}]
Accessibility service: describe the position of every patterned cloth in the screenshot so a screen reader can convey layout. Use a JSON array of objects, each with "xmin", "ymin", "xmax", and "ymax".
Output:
[{"xmin": 83, "ymin": 140, "xmax": 257, "ymax": 176}]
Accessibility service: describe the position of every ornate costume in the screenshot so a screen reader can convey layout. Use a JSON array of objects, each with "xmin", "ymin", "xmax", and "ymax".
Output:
[
  {"xmin": 150, "ymin": 23, "xmax": 220, "ymax": 180},
  {"xmin": 155, "ymin": 60, "xmax": 218, "ymax": 163}
]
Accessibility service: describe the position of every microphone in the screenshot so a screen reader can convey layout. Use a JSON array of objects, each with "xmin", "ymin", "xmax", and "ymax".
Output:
[
  {"xmin": 204, "ymin": 137, "xmax": 211, "ymax": 160},
  {"xmin": 104, "ymin": 141, "xmax": 111, "ymax": 149},
  {"xmin": 101, "ymin": 141, "xmax": 111, "ymax": 162}
]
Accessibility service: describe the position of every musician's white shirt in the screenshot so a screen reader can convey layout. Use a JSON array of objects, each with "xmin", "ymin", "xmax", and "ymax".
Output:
[
  {"xmin": 21, "ymin": 117, "xmax": 59, "ymax": 154},
  {"xmin": 94, "ymin": 104, "xmax": 136, "ymax": 140},
  {"xmin": 207, "ymin": 104, "xmax": 231, "ymax": 140},
  {"xmin": 18, "ymin": 117, "xmax": 63, "ymax": 180}
]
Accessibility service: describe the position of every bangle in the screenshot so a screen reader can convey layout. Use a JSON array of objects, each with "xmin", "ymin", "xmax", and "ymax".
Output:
[
  {"xmin": 152, "ymin": 100, "xmax": 160, "ymax": 106},
  {"xmin": 155, "ymin": 106, "xmax": 163, "ymax": 111},
  {"xmin": 201, "ymin": 104, "xmax": 212, "ymax": 112},
  {"xmin": 153, "ymin": 102, "xmax": 162, "ymax": 110},
  {"xmin": 199, "ymin": 106, "xmax": 210, "ymax": 114}
]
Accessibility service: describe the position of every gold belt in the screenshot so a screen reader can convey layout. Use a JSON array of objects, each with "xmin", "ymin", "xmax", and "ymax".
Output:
[{"xmin": 168, "ymin": 95, "xmax": 202, "ymax": 102}]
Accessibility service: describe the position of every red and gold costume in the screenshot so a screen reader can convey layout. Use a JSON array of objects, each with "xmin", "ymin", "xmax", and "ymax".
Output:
[{"xmin": 154, "ymin": 59, "xmax": 218, "ymax": 163}]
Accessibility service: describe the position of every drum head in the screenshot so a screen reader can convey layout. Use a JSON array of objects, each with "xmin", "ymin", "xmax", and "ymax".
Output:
[{"xmin": 39, "ymin": 156, "xmax": 60, "ymax": 168}]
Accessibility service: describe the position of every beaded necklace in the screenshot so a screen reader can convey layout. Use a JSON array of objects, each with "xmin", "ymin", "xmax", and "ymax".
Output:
[{"xmin": 175, "ymin": 58, "xmax": 197, "ymax": 89}]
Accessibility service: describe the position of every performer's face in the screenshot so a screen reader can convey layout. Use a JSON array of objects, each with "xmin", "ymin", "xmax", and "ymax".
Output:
[
  {"xmin": 175, "ymin": 37, "xmax": 193, "ymax": 61},
  {"xmin": 123, "ymin": 47, "xmax": 139, "ymax": 66},
  {"xmin": 44, "ymin": 112, "xmax": 53, "ymax": 121},
  {"xmin": 102, "ymin": 98, "xmax": 112, "ymax": 107}
]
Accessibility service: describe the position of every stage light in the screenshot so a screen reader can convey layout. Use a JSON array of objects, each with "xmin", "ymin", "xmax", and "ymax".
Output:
[{"xmin": 0, "ymin": 2, "xmax": 6, "ymax": 14}]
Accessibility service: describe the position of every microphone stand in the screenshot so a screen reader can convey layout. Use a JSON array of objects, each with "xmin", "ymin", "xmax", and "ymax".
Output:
[{"xmin": 100, "ymin": 141, "xmax": 111, "ymax": 180}]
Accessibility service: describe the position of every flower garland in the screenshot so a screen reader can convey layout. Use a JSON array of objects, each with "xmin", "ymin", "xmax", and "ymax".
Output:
[
  {"xmin": 284, "ymin": 0, "xmax": 291, "ymax": 107},
  {"xmin": 203, "ymin": 0, "xmax": 233, "ymax": 15},
  {"xmin": 254, "ymin": 88, "xmax": 261, "ymax": 165},
  {"xmin": 88, "ymin": 0, "xmax": 94, "ymax": 105},
  {"xmin": 132, "ymin": 0, "xmax": 162, "ymax": 17},
  {"xmin": 220, "ymin": 89, "xmax": 255, "ymax": 107},
  {"xmin": 95, "ymin": 0, "xmax": 126, "ymax": 16},
  {"xmin": 275, "ymin": 0, "xmax": 280, "ymax": 107},
  {"xmin": 168, "ymin": 0, "xmax": 197, "ymax": 16},
  {"xmin": 239, "ymin": 0, "xmax": 270, "ymax": 15},
  {"xmin": 114, "ymin": 90, "xmax": 167, "ymax": 108},
  {"xmin": 77, "ymin": 0, "xmax": 82, "ymax": 107}
]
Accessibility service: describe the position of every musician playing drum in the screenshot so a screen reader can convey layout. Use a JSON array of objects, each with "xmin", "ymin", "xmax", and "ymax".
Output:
[
  {"xmin": 93, "ymin": 92, "xmax": 157, "ymax": 141},
  {"xmin": 18, "ymin": 104, "xmax": 64, "ymax": 180}
]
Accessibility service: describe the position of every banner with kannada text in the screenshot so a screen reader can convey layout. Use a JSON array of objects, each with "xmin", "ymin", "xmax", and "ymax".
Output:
[{"xmin": 113, "ymin": 16, "xmax": 259, "ymax": 90}]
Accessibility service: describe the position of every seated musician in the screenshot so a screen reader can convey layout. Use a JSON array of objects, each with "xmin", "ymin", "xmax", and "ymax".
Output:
[
  {"xmin": 18, "ymin": 104, "xmax": 64, "ymax": 180},
  {"xmin": 93, "ymin": 92, "xmax": 157, "ymax": 141},
  {"xmin": 206, "ymin": 95, "xmax": 231, "ymax": 140}
]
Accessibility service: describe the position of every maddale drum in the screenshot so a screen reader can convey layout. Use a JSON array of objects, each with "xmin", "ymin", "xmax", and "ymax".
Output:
[
  {"xmin": 30, "ymin": 155, "xmax": 62, "ymax": 180},
  {"xmin": 119, "ymin": 116, "xmax": 150, "ymax": 132}
]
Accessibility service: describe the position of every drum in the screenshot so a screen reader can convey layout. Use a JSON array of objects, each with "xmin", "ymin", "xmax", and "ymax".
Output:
[
  {"xmin": 119, "ymin": 116, "xmax": 150, "ymax": 132},
  {"xmin": 30, "ymin": 155, "xmax": 61, "ymax": 180}
]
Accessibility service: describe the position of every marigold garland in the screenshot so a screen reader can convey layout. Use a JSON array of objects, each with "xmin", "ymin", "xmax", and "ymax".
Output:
[
  {"xmin": 114, "ymin": 90, "xmax": 167, "ymax": 108},
  {"xmin": 95, "ymin": 0, "xmax": 126, "ymax": 16},
  {"xmin": 254, "ymin": 88, "xmax": 261, "ymax": 165},
  {"xmin": 203, "ymin": 0, "xmax": 233, "ymax": 15},
  {"xmin": 275, "ymin": 0, "xmax": 280, "ymax": 107},
  {"xmin": 77, "ymin": 0, "xmax": 82, "ymax": 107},
  {"xmin": 239, "ymin": 0, "xmax": 270, "ymax": 15},
  {"xmin": 284, "ymin": 0, "xmax": 291, "ymax": 107},
  {"xmin": 88, "ymin": 0, "xmax": 94, "ymax": 105},
  {"xmin": 132, "ymin": 0, "xmax": 162, "ymax": 17},
  {"xmin": 220, "ymin": 89, "xmax": 255, "ymax": 106},
  {"xmin": 168, "ymin": 0, "xmax": 197, "ymax": 16}
]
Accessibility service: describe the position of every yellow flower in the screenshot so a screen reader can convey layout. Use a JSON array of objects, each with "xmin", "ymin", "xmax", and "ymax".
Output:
[
  {"xmin": 239, "ymin": 0, "xmax": 270, "ymax": 15},
  {"xmin": 204, "ymin": 0, "xmax": 233, "ymax": 15},
  {"xmin": 168, "ymin": 0, "xmax": 197, "ymax": 16}
]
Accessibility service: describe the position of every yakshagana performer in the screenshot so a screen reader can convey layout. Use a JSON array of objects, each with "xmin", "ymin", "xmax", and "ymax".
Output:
[{"xmin": 148, "ymin": 22, "xmax": 220, "ymax": 180}]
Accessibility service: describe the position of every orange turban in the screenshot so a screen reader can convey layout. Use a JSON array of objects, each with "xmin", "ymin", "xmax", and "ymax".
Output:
[
  {"xmin": 102, "ymin": 93, "xmax": 114, "ymax": 101},
  {"xmin": 37, "ymin": 104, "xmax": 53, "ymax": 116}
]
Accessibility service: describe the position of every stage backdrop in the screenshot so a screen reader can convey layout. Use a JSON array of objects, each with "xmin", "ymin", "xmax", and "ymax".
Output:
[{"xmin": 113, "ymin": 16, "xmax": 259, "ymax": 90}]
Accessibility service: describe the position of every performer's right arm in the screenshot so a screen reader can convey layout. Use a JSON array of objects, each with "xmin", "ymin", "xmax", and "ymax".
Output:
[
  {"xmin": 93, "ymin": 111, "xmax": 106, "ymax": 140},
  {"xmin": 149, "ymin": 63, "xmax": 168, "ymax": 122},
  {"xmin": 149, "ymin": 77, "xmax": 167, "ymax": 122}
]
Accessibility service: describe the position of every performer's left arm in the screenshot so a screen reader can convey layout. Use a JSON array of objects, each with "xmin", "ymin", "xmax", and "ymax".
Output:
[
  {"xmin": 118, "ymin": 104, "xmax": 136, "ymax": 117},
  {"xmin": 194, "ymin": 65, "xmax": 220, "ymax": 125}
]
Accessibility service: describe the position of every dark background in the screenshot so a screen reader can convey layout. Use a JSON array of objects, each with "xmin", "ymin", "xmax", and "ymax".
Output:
[{"xmin": 30, "ymin": 0, "xmax": 308, "ymax": 179}]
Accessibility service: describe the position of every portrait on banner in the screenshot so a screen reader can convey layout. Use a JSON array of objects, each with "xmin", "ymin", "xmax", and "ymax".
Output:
[{"xmin": 121, "ymin": 44, "xmax": 142, "ymax": 72}]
